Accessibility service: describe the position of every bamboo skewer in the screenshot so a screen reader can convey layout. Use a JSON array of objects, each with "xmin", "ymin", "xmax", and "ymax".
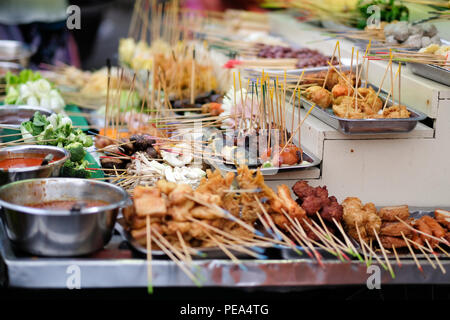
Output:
[
  {"xmin": 146, "ymin": 215, "xmax": 153, "ymax": 294},
  {"xmin": 401, "ymin": 232, "xmax": 423, "ymax": 273},
  {"xmin": 372, "ymin": 228, "xmax": 395, "ymax": 278}
]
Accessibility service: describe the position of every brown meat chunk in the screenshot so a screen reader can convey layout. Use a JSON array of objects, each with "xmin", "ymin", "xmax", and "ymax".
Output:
[
  {"xmin": 435, "ymin": 209, "xmax": 450, "ymax": 229},
  {"xmin": 380, "ymin": 236, "xmax": 408, "ymax": 249},
  {"xmin": 320, "ymin": 200, "xmax": 343, "ymax": 223},
  {"xmin": 301, "ymin": 195, "xmax": 323, "ymax": 216},
  {"xmin": 292, "ymin": 180, "xmax": 315, "ymax": 199},
  {"xmin": 379, "ymin": 205, "xmax": 410, "ymax": 222},
  {"xmin": 421, "ymin": 215, "xmax": 446, "ymax": 238},
  {"xmin": 380, "ymin": 221, "xmax": 412, "ymax": 237}
]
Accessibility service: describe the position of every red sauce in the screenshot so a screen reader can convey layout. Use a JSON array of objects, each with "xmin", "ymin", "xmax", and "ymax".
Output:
[
  {"xmin": 0, "ymin": 157, "xmax": 45, "ymax": 169},
  {"xmin": 26, "ymin": 200, "xmax": 109, "ymax": 210}
]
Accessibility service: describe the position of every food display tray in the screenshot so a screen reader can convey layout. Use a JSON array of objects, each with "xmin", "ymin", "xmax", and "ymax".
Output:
[
  {"xmin": 408, "ymin": 63, "xmax": 450, "ymax": 87},
  {"xmin": 115, "ymin": 222, "xmax": 254, "ymax": 259},
  {"xmin": 244, "ymin": 58, "xmax": 355, "ymax": 78},
  {"xmin": 204, "ymin": 145, "xmax": 321, "ymax": 175},
  {"xmin": 301, "ymin": 88, "xmax": 426, "ymax": 135},
  {"xmin": 1, "ymin": 214, "xmax": 449, "ymax": 288}
]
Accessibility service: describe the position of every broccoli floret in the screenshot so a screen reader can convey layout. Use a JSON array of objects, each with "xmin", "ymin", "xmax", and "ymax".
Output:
[
  {"xmin": 65, "ymin": 142, "xmax": 86, "ymax": 162},
  {"xmin": 61, "ymin": 159, "xmax": 91, "ymax": 179}
]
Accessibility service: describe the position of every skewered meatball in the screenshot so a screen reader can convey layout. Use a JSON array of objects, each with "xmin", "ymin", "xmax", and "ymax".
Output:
[
  {"xmin": 321, "ymin": 200, "xmax": 343, "ymax": 223},
  {"xmin": 292, "ymin": 180, "xmax": 315, "ymax": 199},
  {"xmin": 301, "ymin": 195, "xmax": 323, "ymax": 216}
]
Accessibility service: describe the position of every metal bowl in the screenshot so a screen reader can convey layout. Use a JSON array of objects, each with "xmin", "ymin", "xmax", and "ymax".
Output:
[
  {"xmin": 0, "ymin": 145, "xmax": 70, "ymax": 186},
  {"xmin": 0, "ymin": 105, "xmax": 53, "ymax": 130},
  {"xmin": 0, "ymin": 178, "xmax": 130, "ymax": 256},
  {"xmin": 0, "ymin": 40, "xmax": 34, "ymax": 66}
]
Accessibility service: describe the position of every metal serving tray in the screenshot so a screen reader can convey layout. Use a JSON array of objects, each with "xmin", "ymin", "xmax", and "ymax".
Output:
[
  {"xmin": 408, "ymin": 63, "xmax": 450, "ymax": 87},
  {"xmin": 205, "ymin": 144, "xmax": 321, "ymax": 175},
  {"xmin": 301, "ymin": 87, "xmax": 426, "ymax": 135},
  {"xmin": 245, "ymin": 58, "xmax": 355, "ymax": 77},
  {"xmin": 115, "ymin": 222, "xmax": 255, "ymax": 259},
  {"xmin": 1, "ymin": 215, "xmax": 450, "ymax": 288}
]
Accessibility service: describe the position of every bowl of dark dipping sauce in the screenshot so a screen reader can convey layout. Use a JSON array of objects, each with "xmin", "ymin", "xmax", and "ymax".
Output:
[
  {"xmin": 0, "ymin": 178, "xmax": 130, "ymax": 256},
  {"xmin": 0, "ymin": 145, "xmax": 70, "ymax": 186}
]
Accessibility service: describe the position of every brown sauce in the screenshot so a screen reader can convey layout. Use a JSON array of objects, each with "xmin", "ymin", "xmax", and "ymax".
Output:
[{"xmin": 26, "ymin": 200, "xmax": 109, "ymax": 210}]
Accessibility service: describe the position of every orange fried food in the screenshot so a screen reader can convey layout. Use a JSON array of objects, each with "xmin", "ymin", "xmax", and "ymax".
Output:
[
  {"xmin": 434, "ymin": 209, "xmax": 450, "ymax": 229},
  {"xmin": 382, "ymin": 105, "xmax": 411, "ymax": 118},
  {"xmin": 415, "ymin": 216, "xmax": 438, "ymax": 247},
  {"xmin": 380, "ymin": 235, "xmax": 408, "ymax": 249},
  {"xmin": 305, "ymin": 86, "xmax": 332, "ymax": 108},
  {"xmin": 380, "ymin": 221, "xmax": 412, "ymax": 237},
  {"xmin": 342, "ymin": 197, "xmax": 381, "ymax": 242},
  {"xmin": 379, "ymin": 205, "xmax": 410, "ymax": 222},
  {"xmin": 332, "ymin": 83, "xmax": 353, "ymax": 98},
  {"xmin": 134, "ymin": 186, "xmax": 167, "ymax": 217},
  {"xmin": 421, "ymin": 215, "xmax": 446, "ymax": 239}
]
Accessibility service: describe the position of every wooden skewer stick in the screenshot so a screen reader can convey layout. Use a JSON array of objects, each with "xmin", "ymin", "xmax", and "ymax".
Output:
[
  {"xmin": 291, "ymin": 218, "xmax": 325, "ymax": 267},
  {"xmin": 322, "ymin": 41, "xmax": 339, "ymax": 89},
  {"xmin": 151, "ymin": 229, "xmax": 202, "ymax": 286},
  {"xmin": 436, "ymin": 245, "xmax": 450, "ymax": 258},
  {"xmin": 176, "ymin": 230, "xmax": 192, "ymax": 265},
  {"xmin": 425, "ymin": 239, "xmax": 446, "ymax": 274},
  {"xmin": 401, "ymin": 232, "xmax": 423, "ymax": 273},
  {"xmin": 306, "ymin": 218, "xmax": 347, "ymax": 260},
  {"xmin": 146, "ymin": 215, "xmax": 153, "ymax": 294},
  {"xmin": 254, "ymin": 198, "xmax": 302, "ymax": 255},
  {"xmin": 372, "ymin": 228, "xmax": 395, "ymax": 278},
  {"xmin": 391, "ymin": 245, "xmax": 402, "ymax": 268},
  {"xmin": 355, "ymin": 223, "xmax": 369, "ymax": 266},
  {"xmin": 204, "ymin": 229, "xmax": 244, "ymax": 269},
  {"xmin": 332, "ymin": 218, "xmax": 363, "ymax": 261},
  {"xmin": 315, "ymin": 213, "xmax": 353, "ymax": 254}
]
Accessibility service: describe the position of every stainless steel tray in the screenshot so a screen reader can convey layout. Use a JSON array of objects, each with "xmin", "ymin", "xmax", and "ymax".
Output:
[
  {"xmin": 408, "ymin": 63, "xmax": 450, "ymax": 87},
  {"xmin": 115, "ymin": 222, "xmax": 255, "ymax": 259},
  {"xmin": 244, "ymin": 58, "xmax": 355, "ymax": 77},
  {"xmin": 205, "ymin": 144, "xmax": 321, "ymax": 175},
  {"xmin": 301, "ymin": 88, "xmax": 426, "ymax": 135},
  {"xmin": 1, "ymin": 215, "xmax": 450, "ymax": 288}
]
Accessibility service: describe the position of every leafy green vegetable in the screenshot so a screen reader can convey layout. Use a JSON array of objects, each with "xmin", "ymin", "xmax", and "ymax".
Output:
[
  {"xmin": 20, "ymin": 111, "xmax": 93, "ymax": 179},
  {"xmin": 5, "ymin": 69, "xmax": 41, "ymax": 86},
  {"xmin": 4, "ymin": 86, "xmax": 19, "ymax": 104},
  {"xmin": 61, "ymin": 159, "xmax": 91, "ymax": 179},
  {"xmin": 66, "ymin": 142, "xmax": 86, "ymax": 162}
]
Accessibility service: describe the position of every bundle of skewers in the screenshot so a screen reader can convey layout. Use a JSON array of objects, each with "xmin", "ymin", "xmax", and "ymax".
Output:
[
  {"xmin": 122, "ymin": 165, "xmax": 367, "ymax": 289},
  {"xmin": 119, "ymin": 0, "xmax": 231, "ymax": 107}
]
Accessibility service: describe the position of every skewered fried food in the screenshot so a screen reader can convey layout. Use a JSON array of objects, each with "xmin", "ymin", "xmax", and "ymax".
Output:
[
  {"xmin": 305, "ymin": 86, "xmax": 332, "ymax": 108},
  {"xmin": 414, "ymin": 216, "xmax": 441, "ymax": 248},
  {"xmin": 435, "ymin": 209, "xmax": 450, "ymax": 229},
  {"xmin": 292, "ymin": 181, "xmax": 343, "ymax": 224},
  {"xmin": 380, "ymin": 221, "xmax": 412, "ymax": 237},
  {"xmin": 332, "ymin": 83, "xmax": 353, "ymax": 98},
  {"xmin": 133, "ymin": 186, "xmax": 167, "ymax": 217},
  {"xmin": 380, "ymin": 235, "xmax": 408, "ymax": 249},
  {"xmin": 382, "ymin": 105, "xmax": 411, "ymax": 118},
  {"xmin": 379, "ymin": 205, "xmax": 410, "ymax": 222},
  {"xmin": 420, "ymin": 215, "xmax": 446, "ymax": 239},
  {"xmin": 342, "ymin": 197, "xmax": 381, "ymax": 242}
]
